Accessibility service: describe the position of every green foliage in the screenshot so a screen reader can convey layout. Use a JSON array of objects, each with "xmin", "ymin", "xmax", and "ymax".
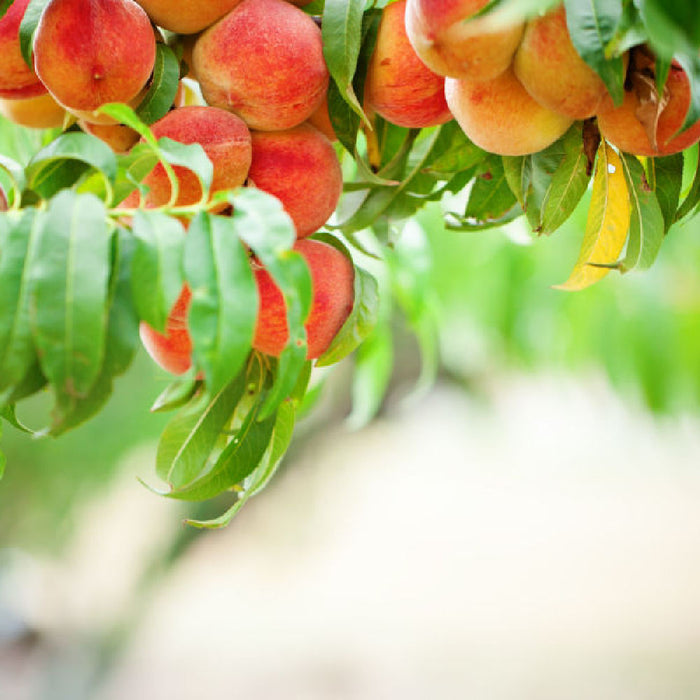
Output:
[{"xmin": 5, "ymin": 0, "xmax": 700, "ymax": 527}]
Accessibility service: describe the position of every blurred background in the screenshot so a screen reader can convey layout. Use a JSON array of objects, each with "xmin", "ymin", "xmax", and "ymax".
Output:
[{"xmin": 3, "ymin": 116, "xmax": 700, "ymax": 699}]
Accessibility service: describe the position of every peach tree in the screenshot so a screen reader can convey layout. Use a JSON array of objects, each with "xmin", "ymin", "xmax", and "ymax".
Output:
[{"xmin": 0, "ymin": 0, "xmax": 699, "ymax": 527}]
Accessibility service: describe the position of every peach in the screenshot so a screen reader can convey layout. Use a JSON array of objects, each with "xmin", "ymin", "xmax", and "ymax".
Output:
[
  {"xmin": 514, "ymin": 5, "xmax": 614, "ymax": 119},
  {"xmin": 308, "ymin": 93, "xmax": 336, "ymax": 143},
  {"xmin": 33, "ymin": 0, "xmax": 156, "ymax": 124},
  {"xmin": 366, "ymin": 0, "xmax": 452, "ymax": 128},
  {"xmin": 193, "ymin": 0, "xmax": 329, "ymax": 131},
  {"xmin": 134, "ymin": 0, "xmax": 243, "ymax": 34},
  {"xmin": 0, "ymin": 92, "xmax": 67, "ymax": 129},
  {"xmin": 445, "ymin": 68, "xmax": 573, "ymax": 155},
  {"xmin": 140, "ymin": 285, "xmax": 193, "ymax": 375},
  {"xmin": 0, "ymin": 0, "xmax": 47, "ymax": 99},
  {"xmin": 248, "ymin": 124, "xmax": 343, "ymax": 238},
  {"xmin": 122, "ymin": 105, "xmax": 252, "ymax": 209},
  {"xmin": 79, "ymin": 120, "xmax": 140, "ymax": 153},
  {"xmin": 405, "ymin": 0, "xmax": 524, "ymax": 82},
  {"xmin": 253, "ymin": 239, "xmax": 355, "ymax": 359},
  {"xmin": 596, "ymin": 61, "xmax": 700, "ymax": 156}
]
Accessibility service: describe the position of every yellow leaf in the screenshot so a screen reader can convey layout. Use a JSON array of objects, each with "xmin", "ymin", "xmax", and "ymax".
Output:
[{"xmin": 555, "ymin": 142, "xmax": 631, "ymax": 291}]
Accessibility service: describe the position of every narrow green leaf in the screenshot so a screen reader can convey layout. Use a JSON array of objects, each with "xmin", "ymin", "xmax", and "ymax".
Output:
[
  {"xmin": 502, "ymin": 155, "xmax": 531, "ymax": 206},
  {"xmin": 465, "ymin": 156, "xmax": 518, "ymax": 223},
  {"xmin": 563, "ymin": 0, "xmax": 626, "ymax": 105},
  {"xmin": 0, "ymin": 0, "xmax": 14, "ymax": 21},
  {"xmin": 151, "ymin": 376, "xmax": 201, "ymax": 413},
  {"xmin": 185, "ymin": 398, "xmax": 296, "ymax": 529},
  {"xmin": 648, "ymin": 153, "xmax": 683, "ymax": 231},
  {"xmin": 30, "ymin": 191, "xmax": 110, "ymax": 398},
  {"xmin": 130, "ymin": 210, "xmax": 185, "ymax": 331},
  {"xmin": 135, "ymin": 43, "xmax": 180, "ymax": 125},
  {"xmin": 0, "ymin": 154, "xmax": 27, "ymax": 206},
  {"xmin": 156, "ymin": 373, "xmax": 246, "ymax": 489},
  {"xmin": 184, "ymin": 212, "xmax": 258, "ymax": 394},
  {"xmin": 0, "ymin": 210, "xmax": 42, "ymax": 395},
  {"xmin": 167, "ymin": 407, "xmax": 276, "ymax": 502},
  {"xmin": 1, "ymin": 403, "xmax": 35, "ymax": 435},
  {"xmin": 19, "ymin": 0, "xmax": 48, "ymax": 68},
  {"xmin": 322, "ymin": 0, "xmax": 368, "ymax": 124},
  {"xmin": 619, "ymin": 153, "xmax": 664, "ymax": 272}
]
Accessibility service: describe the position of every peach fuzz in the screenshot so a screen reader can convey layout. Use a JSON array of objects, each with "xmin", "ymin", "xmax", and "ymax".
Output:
[
  {"xmin": 134, "ymin": 0, "xmax": 243, "ymax": 34},
  {"xmin": 308, "ymin": 93, "xmax": 337, "ymax": 143},
  {"xmin": 596, "ymin": 63, "xmax": 700, "ymax": 157},
  {"xmin": 140, "ymin": 285, "xmax": 193, "ymax": 375},
  {"xmin": 405, "ymin": 0, "xmax": 524, "ymax": 82},
  {"xmin": 0, "ymin": 0, "xmax": 47, "ymax": 99},
  {"xmin": 253, "ymin": 239, "xmax": 355, "ymax": 360},
  {"xmin": 366, "ymin": 0, "xmax": 452, "ymax": 128},
  {"xmin": 514, "ymin": 5, "xmax": 615, "ymax": 120},
  {"xmin": 193, "ymin": 0, "xmax": 329, "ymax": 131},
  {"xmin": 33, "ymin": 0, "xmax": 155, "ymax": 123},
  {"xmin": 0, "ymin": 92, "xmax": 67, "ymax": 129},
  {"xmin": 445, "ymin": 68, "xmax": 573, "ymax": 156},
  {"xmin": 122, "ymin": 106, "xmax": 252, "ymax": 209},
  {"xmin": 248, "ymin": 124, "xmax": 342, "ymax": 238}
]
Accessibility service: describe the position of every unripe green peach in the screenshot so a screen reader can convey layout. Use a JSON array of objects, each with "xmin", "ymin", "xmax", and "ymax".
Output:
[
  {"xmin": 445, "ymin": 68, "xmax": 573, "ymax": 156},
  {"xmin": 514, "ymin": 5, "xmax": 615, "ymax": 120},
  {"xmin": 193, "ymin": 0, "xmax": 329, "ymax": 131},
  {"xmin": 253, "ymin": 239, "xmax": 355, "ymax": 359},
  {"xmin": 248, "ymin": 124, "xmax": 342, "ymax": 238},
  {"xmin": 0, "ymin": 0, "xmax": 47, "ymax": 99},
  {"xmin": 366, "ymin": 0, "xmax": 452, "ymax": 128},
  {"xmin": 33, "ymin": 0, "xmax": 156, "ymax": 124},
  {"xmin": 405, "ymin": 0, "xmax": 524, "ymax": 82}
]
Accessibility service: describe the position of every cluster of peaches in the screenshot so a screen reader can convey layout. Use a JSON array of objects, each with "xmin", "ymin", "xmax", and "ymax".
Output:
[
  {"xmin": 369, "ymin": 0, "xmax": 700, "ymax": 157},
  {"xmin": 0, "ymin": 0, "xmax": 354, "ymax": 375}
]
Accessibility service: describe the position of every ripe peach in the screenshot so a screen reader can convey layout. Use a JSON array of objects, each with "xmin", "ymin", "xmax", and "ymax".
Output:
[
  {"xmin": 33, "ymin": 0, "xmax": 156, "ymax": 124},
  {"xmin": 366, "ymin": 0, "xmax": 452, "ymax": 128},
  {"xmin": 134, "ymin": 0, "xmax": 243, "ymax": 34},
  {"xmin": 122, "ymin": 105, "xmax": 252, "ymax": 209},
  {"xmin": 308, "ymin": 93, "xmax": 336, "ymax": 143},
  {"xmin": 253, "ymin": 239, "xmax": 355, "ymax": 359},
  {"xmin": 514, "ymin": 5, "xmax": 613, "ymax": 119},
  {"xmin": 405, "ymin": 0, "xmax": 524, "ymax": 82},
  {"xmin": 140, "ymin": 285, "xmax": 193, "ymax": 375},
  {"xmin": 0, "ymin": 92, "xmax": 67, "ymax": 129},
  {"xmin": 193, "ymin": 0, "xmax": 329, "ymax": 131},
  {"xmin": 596, "ymin": 61, "xmax": 700, "ymax": 156},
  {"xmin": 445, "ymin": 68, "xmax": 573, "ymax": 155},
  {"xmin": 0, "ymin": 0, "xmax": 47, "ymax": 99},
  {"xmin": 248, "ymin": 124, "xmax": 342, "ymax": 238},
  {"xmin": 79, "ymin": 120, "xmax": 140, "ymax": 153}
]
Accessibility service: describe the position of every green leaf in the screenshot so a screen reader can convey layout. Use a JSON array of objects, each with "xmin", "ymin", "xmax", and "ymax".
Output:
[
  {"xmin": 539, "ymin": 126, "xmax": 591, "ymax": 234},
  {"xmin": 322, "ymin": 0, "xmax": 369, "ymax": 125},
  {"xmin": 167, "ymin": 406, "xmax": 277, "ymax": 502},
  {"xmin": 465, "ymin": 156, "xmax": 518, "ymax": 223},
  {"xmin": 130, "ymin": 210, "xmax": 185, "ymax": 331},
  {"xmin": 347, "ymin": 324, "xmax": 393, "ymax": 430},
  {"xmin": 502, "ymin": 155, "xmax": 531, "ymax": 206},
  {"xmin": 185, "ymin": 398, "xmax": 296, "ymax": 529},
  {"xmin": 0, "ymin": 0, "xmax": 14, "ymax": 21},
  {"xmin": 19, "ymin": 0, "xmax": 48, "ymax": 68},
  {"xmin": 26, "ymin": 132, "xmax": 117, "ymax": 199},
  {"xmin": 156, "ymin": 373, "xmax": 246, "ymax": 490},
  {"xmin": 648, "ymin": 153, "xmax": 683, "ymax": 232},
  {"xmin": 421, "ymin": 122, "xmax": 487, "ymax": 176},
  {"xmin": 0, "ymin": 210, "xmax": 42, "ymax": 397},
  {"xmin": 112, "ymin": 143, "xmax": 158, "ymax": 205},
  {"xmin": 151, "ymin": 376, "xmax": 201, "ymax": 413},
  {"xmin": 135, "ymin": 43, "xmax": 181, "ymax": 125},
  {"xmin": 184, "ymin": 212, "xmax": 258, "ymax": 394},
  {"xmin": 29, "ymin": 191, "xmax": 111, "ymax": 398},
  {"xmin": 563, "ymin": 0, "xmax": 626, "ymax": 106},
  {"xmin": 619, "ymin": 153, "xmax": 664, "ymax": 272},
  {"xmin": 1, "ymin": 403, "xmax": 35, "ymax": 435},
  {"xmin": 0, "ymin": 154, "xmax": 27, "ymax": 206}
]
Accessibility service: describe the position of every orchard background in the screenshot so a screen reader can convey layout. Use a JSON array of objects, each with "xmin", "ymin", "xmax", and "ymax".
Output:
[{"xmin": 3, "ymin": 0, "xmax": 700, "ymax": 696}]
